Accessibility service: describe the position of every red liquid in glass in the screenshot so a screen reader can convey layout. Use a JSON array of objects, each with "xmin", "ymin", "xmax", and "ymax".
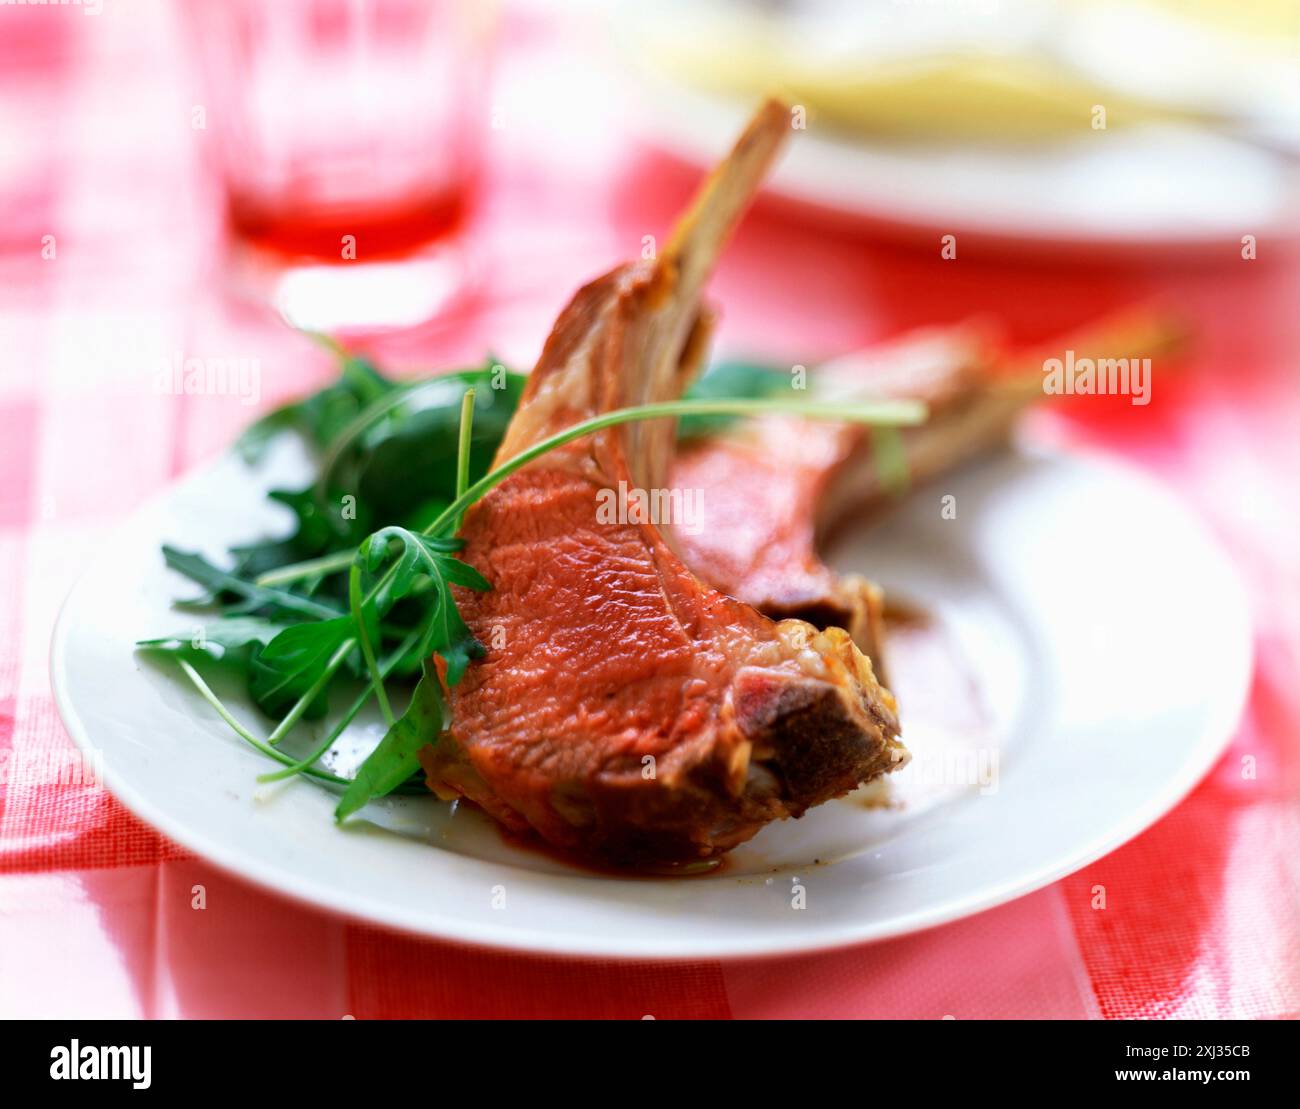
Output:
[{"xmin": 227, "ymin": 182, "xmax": 470, "ymax": 263}]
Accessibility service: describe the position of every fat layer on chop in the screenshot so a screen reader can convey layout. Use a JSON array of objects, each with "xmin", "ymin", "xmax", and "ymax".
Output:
[{"xmin": 423, "ymin": 101, "xmax": 906, "ymax": 863}]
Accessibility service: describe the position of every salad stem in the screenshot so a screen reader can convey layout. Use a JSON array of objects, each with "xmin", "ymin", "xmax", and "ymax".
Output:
[
  {"xmin": 265, "ymin": 638, "xmax": 356, "ymax": 746},
  {"xmin": 257, "ymin": 550, "xmax": 355, "ymax": 588},
  {"xmin": 350, "ymin": 562, "xmax": 395, "ymax": 728},
  {"xmin": 177, "ymin": 659, "xmax": 348, "ymax": 787},
  {"xmin": 257, "ymin": 628, "xmax": 422, "ymax": 783},
  {"xmin": 422, "ymin": 396, "xmax": 925, "ymax": 540},
  {"xmin": 454, "ymin": 388, "xmax": 475, "ymax": 530}
]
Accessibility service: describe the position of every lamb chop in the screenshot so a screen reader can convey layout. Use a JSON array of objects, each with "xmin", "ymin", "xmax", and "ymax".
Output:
[
  {"xmin": 672, "ymin": 311, "xmax": 1181, "ymax": 675},
  {"xmin": 422, "ymin": 100, "xmax": 907, "ymax": 864}
]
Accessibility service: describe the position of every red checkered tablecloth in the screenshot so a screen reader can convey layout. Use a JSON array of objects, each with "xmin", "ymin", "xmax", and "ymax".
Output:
[{"xmin": 1, "ymin": 2, "xmax": 1296, "ymax": 1019}]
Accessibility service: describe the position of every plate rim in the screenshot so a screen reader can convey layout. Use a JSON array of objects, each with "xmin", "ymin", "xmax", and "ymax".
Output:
[
  {"xmin": 49, "ymin": 444, "xmax": 1254, "ymax": 961},
  {"xmin": 615, "ymin": 62, "xmax": 1300, "ymax": 252}
]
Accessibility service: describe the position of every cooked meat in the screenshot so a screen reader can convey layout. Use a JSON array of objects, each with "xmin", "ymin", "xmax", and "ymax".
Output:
[
  {"xmin": 672, "ymin": 310, "xmax": 1182, "ymax": 675},
  {"xmin": 423, "ymin": 100, "xmax": 906, "ymax": 863},
  {"xmin": 671, "ymin": 326, "xmax": 990, "ymax": 678}
]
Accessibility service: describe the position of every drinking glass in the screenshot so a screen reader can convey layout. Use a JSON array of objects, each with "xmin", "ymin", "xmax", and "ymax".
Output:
[{"xmin": 182, "ymin": 0, "xmax": 492, "ymax": 331}]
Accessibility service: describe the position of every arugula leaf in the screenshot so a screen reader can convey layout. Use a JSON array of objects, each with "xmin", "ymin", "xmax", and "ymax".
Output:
[
  {"xmin": 230, "ymin": 487, "xmax": 367, "ymax": 581},
  {"xmin": 163, "ymin": 546, "xmax": 342, "ymax": 622},
  {"xmin": 359, "ymin": 527, "xmax": 489, "ymax": 685},
  {"xmin": 233, "ymin": 406, "xmax": 300, "ymax": 465},
  {"xmin": 229, "ymin": 363, "xmax": 523, "ymax": 602},
  {"xmin": 335, "ymin": 659, "xmax": 443, "ymax": 822},
  {"xmin": 335, "ymin": 364, "xmax": 526, "ymax": 525},
  {"xmin": 249, "ymin": 616, "xmax": 354, "ymax": 719},
  {"xmin": 136, "ymin": 615, "xmax": 284, "ymax": 668},
  {"xmin": 155, "ymin": 360, "xmax": 515, "ymax": 745},
  {"xmin": 236, "ymin": 349, "xmax": 398, "ymax": 463}
]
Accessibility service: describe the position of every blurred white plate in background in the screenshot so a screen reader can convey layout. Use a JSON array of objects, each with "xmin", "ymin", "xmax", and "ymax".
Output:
[
  {"xmin": 609, "ymin": 0, "xmax": 1299, "ymax": 248},
  {"xmin": 626, "ymin": 77, "xmax": 1293, "ymax": 248}
]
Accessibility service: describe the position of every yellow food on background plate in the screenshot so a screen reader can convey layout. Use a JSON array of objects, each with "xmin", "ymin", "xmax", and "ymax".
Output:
[{"xmin": 624, "ymin": 0, "xmax": 1299, "ymax": 144}]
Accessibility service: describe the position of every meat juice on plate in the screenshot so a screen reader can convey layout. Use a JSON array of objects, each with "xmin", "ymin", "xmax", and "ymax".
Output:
[{"xmin": 847, "ymin": 604, "xmax": 996, "ymax": 813}]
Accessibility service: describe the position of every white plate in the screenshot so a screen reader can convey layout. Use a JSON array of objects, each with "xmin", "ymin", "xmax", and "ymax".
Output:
[
  {"xmin": 51, "ymin": 440, "xmax": 1251, "ymax": 959},
  {"xmin": 622, "ymin": 76, "xmax": 1295, "ymax": 249}
]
